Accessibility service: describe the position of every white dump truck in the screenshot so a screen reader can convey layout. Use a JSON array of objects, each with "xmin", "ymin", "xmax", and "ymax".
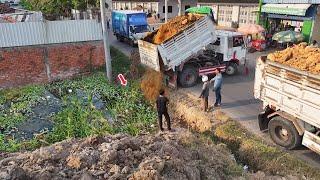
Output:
[
  {"xmin": 138, "ymin": 16, "xmax": 247, "ymax": 88},
  {"xmin": 254, "ymin": 57, "xmax": 320, "ymax": 154}
]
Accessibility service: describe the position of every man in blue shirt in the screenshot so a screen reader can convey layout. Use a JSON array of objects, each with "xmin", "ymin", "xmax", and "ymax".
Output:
[{"xmin": 210, "ymin": 68, "xmax": 223, "ymax": 107}]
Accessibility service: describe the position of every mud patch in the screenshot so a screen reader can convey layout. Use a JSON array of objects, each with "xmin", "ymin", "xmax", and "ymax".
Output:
[{"xmin": 9, "ymin": 91, "xmax": 61, "ymax": 140}]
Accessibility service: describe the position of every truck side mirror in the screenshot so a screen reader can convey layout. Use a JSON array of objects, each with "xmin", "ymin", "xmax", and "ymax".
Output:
[{"xmin": 130, "ymin": 26, "xmax": 135, "ymax": 34}]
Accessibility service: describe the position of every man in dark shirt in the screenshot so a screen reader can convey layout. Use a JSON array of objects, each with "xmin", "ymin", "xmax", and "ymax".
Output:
[
  {"xmin": 199, "ymin": 75, "xmax": 210, "ymax": 112},
  {"xmin": 156, "ymin": 89, "xmax": 171, "ymax": 131}
]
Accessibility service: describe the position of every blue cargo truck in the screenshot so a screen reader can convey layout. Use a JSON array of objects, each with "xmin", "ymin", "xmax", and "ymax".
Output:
[{"xmin": 112, "ymin": 10, "xmax": 150, "ymax": 46}]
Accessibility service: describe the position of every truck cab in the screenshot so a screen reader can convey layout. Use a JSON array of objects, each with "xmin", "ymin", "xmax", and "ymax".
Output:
[
  {"xmin": 210, "ymin": 30, "xmax": 247, "ymax": 75},
  {"xmin": 112, "ymin": 10, "xmax": 150, "ymax": 46}
]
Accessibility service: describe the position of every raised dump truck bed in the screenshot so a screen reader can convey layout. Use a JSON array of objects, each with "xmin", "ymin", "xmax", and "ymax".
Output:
[
  {"xmin": 138, "ymin": 16, "xmax": 218, "ymax": 87},
  {"xmin": 254, "ymin": 57, "xmax": 320, "ymax": 154}
]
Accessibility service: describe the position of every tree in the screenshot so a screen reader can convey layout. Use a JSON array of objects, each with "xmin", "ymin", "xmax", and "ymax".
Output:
[{"xmin": 20, "ymin": 0, "xmax": 100, "ymax": 20}]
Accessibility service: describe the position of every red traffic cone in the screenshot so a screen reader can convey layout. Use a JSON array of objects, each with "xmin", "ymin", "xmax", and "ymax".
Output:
[{"xmin": 244, "ymin": 66, "xmax": 249, "ymax": 75}]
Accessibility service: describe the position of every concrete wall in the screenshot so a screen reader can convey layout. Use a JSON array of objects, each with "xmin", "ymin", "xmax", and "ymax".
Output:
[
  {"xmin": 311, "ymin": 7, "xmax": 320, "ymax": 43},
  {"xmin": 0, "ymin": 41, "xmax": 104, "ymax": 89},
  {"xmin": 232, "ymin": 6, "xmax": 240, "ymax": 23},
  {"xmin": 198, "ymin": 3, "xmax": 258, "ymax": 28},
  {"xmin": 158, "ymin": 0, "xmax": 197, "ymax": 19}
]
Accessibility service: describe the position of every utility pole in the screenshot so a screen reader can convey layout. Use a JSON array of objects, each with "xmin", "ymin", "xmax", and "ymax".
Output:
[
  {"xmin": 165, "ymin": 0, "xmax": 168, "ymax": 23},
  {"xmin": 100, "ymin": 0, "xmax": 112, "ymax": 82},
  {"xmin": 178, "ymin": 0, "xmax": 181, "ymax": 16}
]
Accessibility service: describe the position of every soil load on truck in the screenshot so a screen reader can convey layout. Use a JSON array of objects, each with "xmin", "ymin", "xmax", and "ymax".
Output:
[
  {"xmin": 144, "ymin": 14, "xmax": 202, "ymax": 45},
  {"xmin": 267, "ymin": 43, "xmax": 320, "ymax": 74}
]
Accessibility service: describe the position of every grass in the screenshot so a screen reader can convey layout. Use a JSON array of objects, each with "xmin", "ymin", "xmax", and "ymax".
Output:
[
  {"xmin": 110, "ymin": 46, "xmax": 132, "ymax": 76},
  {"xmin": 0, "ymin": 47, "xmax": 157, "ymax": 153},
  {"xmin": 215, "ymin": 121, "xmax": 320, "ymax": 179}
]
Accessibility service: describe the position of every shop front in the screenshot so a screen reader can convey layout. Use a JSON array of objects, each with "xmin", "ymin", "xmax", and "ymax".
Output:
[{"xmin": 260, "ymin": 0, "xmax": 320, "ymax": 43}]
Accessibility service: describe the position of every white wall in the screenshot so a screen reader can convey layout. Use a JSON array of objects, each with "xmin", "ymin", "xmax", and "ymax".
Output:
[
  {"xmin": 232, "ymin": 6, "xmax": 240, "ymax": 23},
  {"xmin": 198, "ymin": 2, "xmax": 258, "ymax": 28},
  {"xmin": 311, "ymin": 11, "xmax": 320, "ymax": 43},
  {"xmin": 0, "ymin": 20, "xmax": 102, "ymax": 48},
  {"xmin": 158, "ymin": 0, "xmax": 196, "ymax": 20}
]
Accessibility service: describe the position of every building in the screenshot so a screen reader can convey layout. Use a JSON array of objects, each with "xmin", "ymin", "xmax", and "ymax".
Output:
[
  {"xmin": 197, "ymin": 0, "xmax": 259, "ymax": 27},
  {"xmin": 112, "ymin": 0, "xmax": 197, "ymax": 20},
  {"xmin": 260, "ymin": 0, "xmax": 320, "ymax": 43},
  {"xmin": 1, "ymin": 3, "xmax": 43, "ymax": 23}
]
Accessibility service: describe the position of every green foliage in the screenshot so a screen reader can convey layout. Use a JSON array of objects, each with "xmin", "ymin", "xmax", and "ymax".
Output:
[
  {"xmin": 0, "ymin": 47, "xmax": 156, "ymax": 153},
  {"xmin": 46, "ymin": 96, "xmax": 112, "ymax": 143},
  {"xmin": 20, "ymin": 0, "xmax": 98, "ymax": 18},
  {"xmin": 71, "ymin": 0, "xmax": 87, "ymax": 11},
  {"xmin": 110, "ymin": 46, "xmax": 131, "ymax": 75},
  {"xmin": 46, "ymin": 72, "xmax": 157, "ymax": 136},
  {"xmin": 19, "ymin": 0, "xmax": 34, "ymax": 10},
  {"xmin": 0, "ymin": 135, "xmax": 21, "ymax": 153}
]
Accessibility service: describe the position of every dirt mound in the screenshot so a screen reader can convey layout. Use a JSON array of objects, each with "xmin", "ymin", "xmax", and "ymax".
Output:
[
  {"xmin": 140, "ymin": 69, "xmax": 164, "ymax": 102},
  {"xmin": 0, "ymin": 130, "xmax": 244, "ymax": 180},
  {"xmin": 267, "ymin": 43, "xmax": 320, "ymax": 74},
  {"xmin": 144, "ymin": 14, "xmax": 202, "ymax": 45}
]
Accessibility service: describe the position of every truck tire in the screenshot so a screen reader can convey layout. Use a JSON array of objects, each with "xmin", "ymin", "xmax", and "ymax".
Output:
[
  {"xmin": 129, "ymin": 40, "xmax": 135, "ymax": 47},
  {"xmin": 178, "ymin": 66, "xmax": 198, "ymax": 87},
  {"xmin": 116, "ymin": 35, "xmax": 124, "ymax": 42},
  {"xmin": 225, "ymin": 62, "xmax": 238, "ymax": 76},
  {"xmin": 268, "ymin": 116, "xmax": 302, "ymax": 150}
]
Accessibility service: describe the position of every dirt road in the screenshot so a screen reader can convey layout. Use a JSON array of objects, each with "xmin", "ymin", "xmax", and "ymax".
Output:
[{"xmin": 110, "ymin": 34, "xmax": 320, "ymax": 168}]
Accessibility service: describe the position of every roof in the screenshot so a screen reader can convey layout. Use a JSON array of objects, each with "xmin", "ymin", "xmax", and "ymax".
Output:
[
  {"xmin": 261, "ymin": 3, "xmax": 311, "ymax": 16},
  {"xmin": 0, "ymin": 3, "xmax": 15, "ymax": 14},
  {"xmin": 198, "ymin": 0, "xmax": 258, "ymax": 4}
]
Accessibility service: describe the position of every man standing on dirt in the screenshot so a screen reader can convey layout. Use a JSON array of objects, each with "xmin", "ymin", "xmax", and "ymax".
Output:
[
  {"xmin": 210, "ymin": 68, "xmax": 223, "ymax": 107},
  {"xmin": 199, "ymin": 75, "xmax": 210, "ymax": 112},
  {"xmin": 156, "ymin": 89, "xmax": 171, "ymax": 131},
  {"xmin": 107, "ymin": 19, "xmax": 110, "ymax": 30}
]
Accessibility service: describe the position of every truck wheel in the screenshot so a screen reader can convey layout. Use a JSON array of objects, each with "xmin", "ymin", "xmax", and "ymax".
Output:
[
  {"xmin": 225, "ymin": 63, "xmax": 238, "ymax": 76},
  {"xmin": 268, "ymin": 116, "xmax": 302, "ymax": 150},
  {"xmin": 178, "ymin": 66, "xmax": 198, "ymax": 87},
  {"xmin": 129, "ymin": 40, "xmax": 135, "ymax": 47},
  {"xmin": 116, "ymin": 35, "xmax": 120, "ymax": 41}
]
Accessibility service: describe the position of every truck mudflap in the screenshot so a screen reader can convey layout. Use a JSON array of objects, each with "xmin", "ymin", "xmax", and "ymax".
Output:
[
  {"xmin": 258, "ymin": 112, "xmax": 269, "ymax": 131},
  {"xmin": 164, "ymin": 70, "xmax": 178, "ymax": 89},
  {"xmin": 302, "ymin": 131, "xmax": 320, "ymax": 155},
  {"xmin": 198, "ymin": 65, "xmax": 226, "ymax": 76}
]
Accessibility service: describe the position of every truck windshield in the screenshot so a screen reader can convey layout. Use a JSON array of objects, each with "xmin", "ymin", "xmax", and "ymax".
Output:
[
  {"xmin": 128, "ymin": 14, "xmax": 148, "ymax": 33},
  {"xmin": 134, "ymin": 25, "xmax": 149, "ymax": 33},
  {"xmin": 128, "ymin": 14, "xmax": 147, "ymax": 25},
  {"xmin": 233, "ymin": 36, "xmax": 244, "ymax": 47}
]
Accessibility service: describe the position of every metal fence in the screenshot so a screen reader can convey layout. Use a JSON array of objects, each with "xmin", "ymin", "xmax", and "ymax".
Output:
[{"xmin": 0, "ymin": 20, "xmax": 103, "ymax": 48}]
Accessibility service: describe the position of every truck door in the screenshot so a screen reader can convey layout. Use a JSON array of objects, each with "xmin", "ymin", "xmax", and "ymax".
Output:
[
  {"xmin": 232, "ymin": 36, "xmax": 246, "ymax": 65},
  {"xmin": 226, "ymin": 37, "xmax": 233, "ymax": 61},
  {"xmin": 226, "ymin": 36, "xmax": 246, "ymax": 65}
]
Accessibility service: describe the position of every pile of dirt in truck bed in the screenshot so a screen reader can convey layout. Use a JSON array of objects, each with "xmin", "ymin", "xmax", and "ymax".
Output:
[
  {"xmin": 267, "ymin": 43, "xmax": 320, "ymax": 74},
  {"xmin": 144, "ymin": 14, "xmax": 202, "ymax": 45}
]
